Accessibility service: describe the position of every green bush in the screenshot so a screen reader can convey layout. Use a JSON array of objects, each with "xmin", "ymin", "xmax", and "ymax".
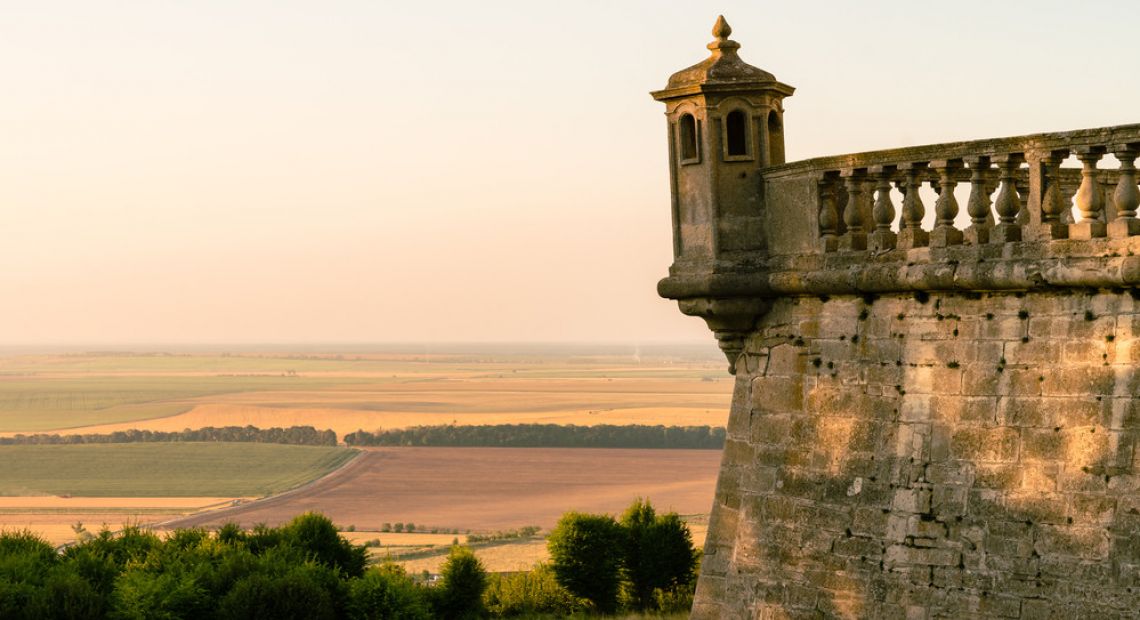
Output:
[
  {"xmin": 80, "ymin": 525, "xmax": 162, "ymax": 571},
  {"xmin": 483, "ymin": 563, "xmax": 587, "ymax": 617},
  {"xmin": 280, "ymin": 512, "xmax": 367, "ymax": 578},
  {"xmin": 217, "ymin": 563, "xmax": 342, "ymax": 620},
  {"xmin": 347, "ymin": 564, "xmax": 431, "ymax": 620},
  {"xmin": 31, "ymin": 567, "xmax": 106, "ymax": 619},
  {"xmin": 432, "ymin": 545, "xmax": 488, "ymax": 619},
  {"xmin": 620, "ymin": 499, "xmax": 697, "ymax": 611},
  {"xmin": 0, "ymin": 530, "xmax": 109, "ymax": 619},
  {"xmin": 547, "ymin": 512, "xmax": 624, "ymax": 614},
  {"xmin": 112, "ymin": 567, "xmax": 209, "ymax": 620}
]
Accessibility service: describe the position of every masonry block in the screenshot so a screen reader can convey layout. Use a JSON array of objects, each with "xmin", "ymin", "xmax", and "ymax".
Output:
[
  {"xmin": 752, "ymin": 376, "xmax": 804, "ymax": 412},
  {"xmin": 950, "ymin": 427, "xmax": 1019, "ymax": 462}
]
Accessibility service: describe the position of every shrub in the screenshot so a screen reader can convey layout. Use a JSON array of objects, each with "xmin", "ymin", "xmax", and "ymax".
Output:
[
  {"xmin": 0, "ymin": 530, "xmax": 108, "ymax": 620},
  {"xmin": 547, "ymin": 512, "xmax": 624, "ymax": 613},
  {"xmin": 80, "ymin": 525, "xmax": 162, "ymax": 571},
  {"xmin": 31, "ymin": 569, "xmax": 106, "ymax": 620},
  {"xmin": 280, "ymin": 512, "xmax": 367, "ymax": 578},
  {"xmin": 112, "ymin": 567, "xmax": 209, "ymax": 620},
  {"xmin": 432, "ymin": 546, "xmax": 487, "ymax": 619},
  {"xmin": 347, "ymin": 564, "xmax": 430, "ymax": 620},
  {"xmin": 217, "ymin": 564, "xmax": 341, "ymax": 620},
  {"xmin": 620, "ymin": 499, "xmax": 698, "ymax": 610},
  {"xmin": 483, "ymin": 563, "xmax": 587, "ymax": 617}
]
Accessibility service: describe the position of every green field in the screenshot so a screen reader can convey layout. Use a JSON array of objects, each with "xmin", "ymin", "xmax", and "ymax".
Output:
[{"xmin": 0, "ymin": 443, "xmax": 358, "ymax": 497}]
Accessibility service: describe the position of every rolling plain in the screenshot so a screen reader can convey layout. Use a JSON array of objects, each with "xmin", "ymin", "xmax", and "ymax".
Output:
[{"xmin": 0, "ymin": 345, "xmax": 730, "ymax": 569}]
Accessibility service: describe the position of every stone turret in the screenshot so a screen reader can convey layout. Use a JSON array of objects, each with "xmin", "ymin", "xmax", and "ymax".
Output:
[{"xmin": 652, "ymin": 17, "xmax": 795, "ymax": 373}]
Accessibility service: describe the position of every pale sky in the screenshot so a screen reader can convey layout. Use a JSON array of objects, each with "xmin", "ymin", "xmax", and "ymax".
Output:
[{"xmin": 2, "ymin": 1, "xmax": 1138, "ymax": 346}]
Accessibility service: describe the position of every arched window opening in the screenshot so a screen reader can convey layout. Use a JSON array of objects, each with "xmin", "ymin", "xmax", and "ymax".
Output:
[
  {"xmin": 679, "ymin": 114, "xmax": 698, "ymax": 162},
  {"xmin": 767, "ymin": 112, "xmax": 785, "ymax": 165},
  {"xmin": 725, "ymin": 110, "xmax": 749, "ymax": 157}
]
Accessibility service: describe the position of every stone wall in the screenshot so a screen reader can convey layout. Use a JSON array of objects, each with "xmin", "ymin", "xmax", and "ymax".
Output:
[{"xmin": 694, "ymin": 289, "xmax": 1140, "ymax": 619}]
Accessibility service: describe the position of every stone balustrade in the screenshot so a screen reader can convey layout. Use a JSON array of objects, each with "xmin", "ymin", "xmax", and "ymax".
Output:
[{"xmin": 801, "ymin": 125, "xmax": 1140, "ymax": 254}]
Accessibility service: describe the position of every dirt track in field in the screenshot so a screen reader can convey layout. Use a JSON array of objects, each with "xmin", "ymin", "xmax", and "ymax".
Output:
[{"xmin": 161, "ymin": 447, "xmax": 721, "ymax": 532}]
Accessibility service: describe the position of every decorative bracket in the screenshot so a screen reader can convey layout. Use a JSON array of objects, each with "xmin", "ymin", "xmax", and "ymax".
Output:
[{"xmin": 677, "ymin": 296, "xmax": 770, "ymax": 374}]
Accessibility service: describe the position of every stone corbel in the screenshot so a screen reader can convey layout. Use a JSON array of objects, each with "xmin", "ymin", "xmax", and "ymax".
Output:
[{"xmin": 676, "ymin": 296, "xmax": 770, "ymax": 375}]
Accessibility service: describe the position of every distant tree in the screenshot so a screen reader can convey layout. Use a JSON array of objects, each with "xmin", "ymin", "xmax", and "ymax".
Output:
[
  {"xmin": 431, "ymin": 546, "xmax": 487, "ymax": 620},
  {"xmin": 619, "ymin": 499, "xmax": 698, "ymax": 610},
  {"xmin": 280, "ymin": 513, "xmax": 367, "ymax": 578},
  {"xmin": 547, "ymin": 513, "xmax": 624, "ymax": 613},
  {"xmin": 394, "ymin": 523, "xmax": 404, "ymax": 533}
]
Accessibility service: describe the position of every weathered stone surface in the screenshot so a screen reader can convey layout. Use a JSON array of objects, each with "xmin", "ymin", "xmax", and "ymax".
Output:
[{"xmin": 653, "ymin": 16, "xmax": 1140, "ymax": 619}]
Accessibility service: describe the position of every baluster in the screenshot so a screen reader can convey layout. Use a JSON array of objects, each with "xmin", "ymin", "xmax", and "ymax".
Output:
[
  {"xmin": 897, "ymin": 162, "xmax": 929, "ymax": 249},
  {"xmin": 869, "ymin": 165, "xmax": 897, "ymax": 251},
  {"xmin": 1071, "ymin": 146, "xmax": 1106, "ymax": 239},
  {"xmin": 818, "ymin": 176, "xmax": 840, "ymax": 252},
  {"xmin": 991, "ymin": 153, "xmax": 1024, "ymax": 243},
  {"xmin": 964, "ymin": 156, "xmax": 992, "ymax": 244},
  {"xmin": 839, "ymin": 169, "xmax": 867, "ymax": 251},
  {"xmin": 1035, "ymin": 149, "xmax": 1071, "ymax": 240},
  {"xmin": 1109, "ymin": 145, "xmax": 1140, "ymax": 238},
  {"xmin": 930, "ymin": 160, "xmax": 964, "ymax": 247}
]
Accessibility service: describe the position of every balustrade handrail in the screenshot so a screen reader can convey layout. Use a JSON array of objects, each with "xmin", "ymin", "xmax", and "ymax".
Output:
[{"xmin": 763, "ymin": 123, "xmax": 1140, "ymax": 178}]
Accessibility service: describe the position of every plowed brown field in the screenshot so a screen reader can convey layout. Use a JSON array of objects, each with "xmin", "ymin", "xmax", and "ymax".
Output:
[{"xmin": 161, "ymin": 447, "xmax": 721, "ymax": 532}]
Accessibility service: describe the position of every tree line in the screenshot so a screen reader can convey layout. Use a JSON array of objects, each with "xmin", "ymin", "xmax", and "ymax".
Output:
[
  {"xmin": 0, "ymin": 500, "xmax": 697, "ymax": 618},
  {"xmin": 0, "ymin": 426, "xmax": 337, "ymax": 447},
  {"xmin": 344, "ymin": 424, "xmax": 726, "ymax": 449}
]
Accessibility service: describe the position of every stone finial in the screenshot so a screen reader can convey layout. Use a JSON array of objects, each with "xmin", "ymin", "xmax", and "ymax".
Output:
[
  {"xmin": 709, "ymin": 15, "xmax": 740, "ymax": 52},
  {"xmin": 707, "ymin": 15, "xmax": 743, "ymax": 56},
  {"xmin": 712, "ymin": 15, "xmax": 732, "ymax": 40}
]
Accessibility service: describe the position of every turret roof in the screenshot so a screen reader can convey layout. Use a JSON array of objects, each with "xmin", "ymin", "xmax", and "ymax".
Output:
[{"xmin": 652, "ymin": 16, "xmax": 791, "ymax": 101}]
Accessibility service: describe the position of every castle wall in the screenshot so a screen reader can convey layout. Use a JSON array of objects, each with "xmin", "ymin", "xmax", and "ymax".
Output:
[{"xmin": 693, "ymin": 289, "xmax": 1140, "ymax": 619}]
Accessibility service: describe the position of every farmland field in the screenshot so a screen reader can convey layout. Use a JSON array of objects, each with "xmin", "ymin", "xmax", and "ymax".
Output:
[
  {"xmin": 0, "ymin": 346, "xmax": 731, "ymax": 436},
  {"xmin": 0, "ymin": 443, "xmax": 357, "ymax": 496},
  {"xmin": 162, "ymin": 447, "xmax": 720, "ymax": 532}
]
